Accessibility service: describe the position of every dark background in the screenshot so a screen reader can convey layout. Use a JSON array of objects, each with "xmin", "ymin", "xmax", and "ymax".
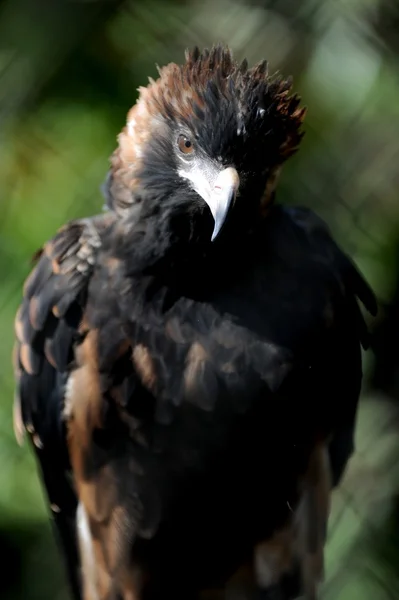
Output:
[{"xmin": 1, "ymin": 0, "xmax": 399, "ymax": 598}]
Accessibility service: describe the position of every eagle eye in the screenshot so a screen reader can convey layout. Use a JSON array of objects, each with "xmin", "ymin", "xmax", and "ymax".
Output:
[{"xmin": 177, "ymin": 134, "xmax": 194, "ymax": 155}]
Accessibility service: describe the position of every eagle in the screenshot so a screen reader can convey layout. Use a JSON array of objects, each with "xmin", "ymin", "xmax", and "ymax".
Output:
[{"xmin": 13, "ymin": 45, "xmax": 377, "ymax": 600}]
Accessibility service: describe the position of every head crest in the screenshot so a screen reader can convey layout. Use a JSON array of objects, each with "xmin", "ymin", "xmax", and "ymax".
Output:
[{"xmin": 106, "ymin": 44, "xmax": 306, "ymax": 213}]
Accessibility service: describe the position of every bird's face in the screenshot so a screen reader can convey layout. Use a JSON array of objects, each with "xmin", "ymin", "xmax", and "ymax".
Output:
[
  {"xmin": 174, "ymin": 134, "xmax": 240, "ymax": 241},
  {"xmin": 105, "ymin": 45, "xmax": 306, "ymax": 244}
]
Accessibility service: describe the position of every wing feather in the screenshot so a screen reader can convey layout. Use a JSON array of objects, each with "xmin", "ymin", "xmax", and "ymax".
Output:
[
  {"xmin": 285, "ymin": 205, "xmax": 378, "ymax": 488},
  {"xmin": 13, "ymin": 213, "xmax": 115, "ymax": 600}
]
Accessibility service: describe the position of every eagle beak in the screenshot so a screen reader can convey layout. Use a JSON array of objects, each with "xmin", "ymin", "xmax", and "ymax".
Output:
[{"xmin": 206, "ymin": 167, "xmax": 240, "ymax": 241}]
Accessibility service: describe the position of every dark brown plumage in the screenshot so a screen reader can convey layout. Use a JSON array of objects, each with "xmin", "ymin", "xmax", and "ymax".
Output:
[{"xmin": 13, "ymin": 45, "xmax": 377, "ymax": 600}]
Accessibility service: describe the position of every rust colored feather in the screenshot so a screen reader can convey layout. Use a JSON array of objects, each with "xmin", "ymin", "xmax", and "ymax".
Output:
[
  {"xmin": 132, "ymin": 344, "xmax": 157, "ymax": 394},
  {"xmin": 19, "ymin": 342, "xmax": 41, "ymax": 375},
  {"xmin": 107, "ymin": 44, "xmax": 306, "ymax": 213},
  {"xmin": 13, "ymin": 390, "xmax": 25, "ymax": 446}
]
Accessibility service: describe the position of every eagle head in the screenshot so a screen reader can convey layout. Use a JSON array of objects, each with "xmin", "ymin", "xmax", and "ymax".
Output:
[{"xmin": 104, "ymin": 44, "xmax": 306, "ymax": 248}]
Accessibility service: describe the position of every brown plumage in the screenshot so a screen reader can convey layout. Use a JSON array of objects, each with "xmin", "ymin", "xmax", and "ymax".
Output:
[
  {"xmin": 13, "ymin": 45, "xmax": 377, "ymax": 600},
  {"xmin": 106, "ymin": 46, "xmax": 305, "ymax": 216}
]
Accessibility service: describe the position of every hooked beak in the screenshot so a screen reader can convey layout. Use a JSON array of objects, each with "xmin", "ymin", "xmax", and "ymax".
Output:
[
  {"xmin": 205, "ymin": 167, "xmax": 240, "ymax": 241},
  {"xmin": 178, "ymin": 164, "xmax": 240, "ymax": 241}
]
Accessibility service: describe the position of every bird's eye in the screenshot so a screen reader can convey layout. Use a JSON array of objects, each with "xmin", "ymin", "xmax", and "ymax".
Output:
[{"xmin": 177, "ymin": 134, "xmax": 194, "ymax": 155}]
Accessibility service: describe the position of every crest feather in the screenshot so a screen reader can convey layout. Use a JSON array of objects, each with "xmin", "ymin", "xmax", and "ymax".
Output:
[{"xmin": 106, "ymin": 44, "xmax": 306, "ymax": 212}]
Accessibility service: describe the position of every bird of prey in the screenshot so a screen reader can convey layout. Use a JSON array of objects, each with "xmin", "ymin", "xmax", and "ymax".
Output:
[{"xmin": 13, "ymin": 45, "xmax": 377, "ymax": 600}]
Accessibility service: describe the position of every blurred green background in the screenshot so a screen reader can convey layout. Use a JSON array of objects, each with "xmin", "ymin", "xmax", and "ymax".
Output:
[{"xmin": 1, "ymin": 0, "xmax": 399, "ymax": 598}]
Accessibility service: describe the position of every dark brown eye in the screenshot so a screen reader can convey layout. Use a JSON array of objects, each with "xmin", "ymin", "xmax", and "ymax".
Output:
[{"xmin": 177, "ymin": 134, "xmax": 194, "ymax": 155}]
